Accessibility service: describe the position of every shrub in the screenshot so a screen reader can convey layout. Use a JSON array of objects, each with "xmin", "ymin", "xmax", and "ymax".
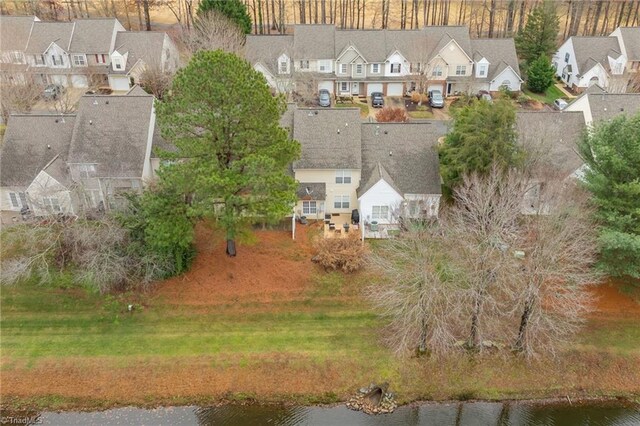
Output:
[
  {"xmin": 312, "ymin": 235, "xmax": 368, "ymax": 273},
  {"xmin": 375, "ymin": 106, "xmax": 409, "ymax": 123},
  {"xmin": 410, "ymin": 91, "xmax": 428, "ymax": 104},
  {"xmin": 517, "ymin": 94, "xmax": 530, "ymax": 105},
  {"xmin": 527, "ymin": 55, "xmax": 556, "ymax": 93}
]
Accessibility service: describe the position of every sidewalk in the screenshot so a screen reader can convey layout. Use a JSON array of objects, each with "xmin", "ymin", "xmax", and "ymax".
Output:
[{"xmin": 554, "ymin": 83, "xmax": 576, "ymax": 98}]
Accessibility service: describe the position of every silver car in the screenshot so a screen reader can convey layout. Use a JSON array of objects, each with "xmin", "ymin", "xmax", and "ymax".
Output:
[
  {"xmin": 318, "ymin": 89, "xmax": 331, "ymax": 107},
  {"xmin": 429, "ymin": 90, "xmax": 445, "ymax": 108},
  {"xmin": 553, "ymin": 99, "xmax": 569, "ymax": 110}
]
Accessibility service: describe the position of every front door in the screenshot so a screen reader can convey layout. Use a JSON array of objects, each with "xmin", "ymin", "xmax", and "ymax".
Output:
[
  {"xmin": 446, "ymin": 82, "xmax": 453, "ymax": 95},
  {"xmin": 351, "ymin": 82, "xmax": 359, "ymax": 95}
]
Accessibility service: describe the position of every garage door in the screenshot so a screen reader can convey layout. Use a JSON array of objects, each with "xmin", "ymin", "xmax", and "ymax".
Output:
[
  {"xmin": 367, "ymin": 83, "xmax": 383, "ymax": 96},
  {"xmin": 318, "ymin": 80, "xmax": 333, "ymax": 94},
  {"xmin": 51, "ymin": 75, "xmax": 69, "ymax": 87},
  {"xmin": 428, "ymin": 84, "xmax": 444, "ymax": 94},
  {"xmin": 71, "ymin": 75, "xmax": 88, "ymax": 88},
  {"xmin": 386, "ymin": 83, "xmax": 403, "ymax": 96},
  {"xmin": 109, "ymin": 75, "xmax": 131, "ymax": 91}
]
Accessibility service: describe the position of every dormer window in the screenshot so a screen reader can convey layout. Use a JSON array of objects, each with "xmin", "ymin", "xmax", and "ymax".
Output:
[
  {"xmin": 478, "ymin": 64, "xmax": 487, "ymax": 77},
  {"xmin": 34, "ymin": 54, "xmax": 45, "ymax": 65},
  {"xmin": 390, "ymin": 63, "xmax": 401, "ymax": 73},
  {"xmin": 278, "ymin": 54, "xmax": 290, "ymax": 74}
]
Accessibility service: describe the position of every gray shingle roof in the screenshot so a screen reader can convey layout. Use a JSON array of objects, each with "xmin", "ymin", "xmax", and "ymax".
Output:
[
  {"xmin": 292, "ymin": 108, "xmax": 362, "ymax": 170},
  {"xmin": 244, "ymin": 34, "xmax": 293, "ymax": 75},
  {"xmin": 0, "ymin": 114, "xmax": 75, "ymax": 187},
  {"xmin": 335, "ymin": 30, "xmax": 388, "ymax": 62},
  {"xmin": 113, "ymin": 31, "xmax": 166, "ymax": 73},
  {"xmin": 586, "ymin": 93, "xmax": 640, "ymax": 123},
  {"xmin": 425, "ymin": 26, "xmax": 472, "ymax": 59},
  {"xmin": 68, "ymin": 94, "xmax": 155, "ymax": 178},
  {"xmin": 570, "ymin": 36, "xmax": 621, "ymax": 74},
  {"xmin": 515, "ymin": 111, "xmax": 586, "ymax": 178},
  {"xmin": 471, "ymin": 38, "xmax": 522, "ymax": 81},
  {"xmin": 617, "ymin": 27, "xmax": 640, "ymax": 61},
  {"xmin": 359, "ymin": 121, "xmax": 447, "ymax": 197},
  {"xmin": 0, "ymin": 15, "xmax": 37, "ymax": 52},
  {"xmin": 296, "ymin": 182, "xmax": 326, "ymax": 200},
  {"xmin": 69, "ymin": 19, "xmax": 120, "ymax": 53},
  {"xmin": 293, "ymin": 25, "xmax": 335, "ymax": 58},
  {"xmin": 25, "ymin": 21, "xmax": 74, "ymax": 53}
]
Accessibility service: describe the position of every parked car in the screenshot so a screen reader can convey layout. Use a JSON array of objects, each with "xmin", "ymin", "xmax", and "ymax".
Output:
[
  {"xmin": 553, "ymin": 98, "xmax": 569, "ymax": 110},
  {"xmin": 43, "ymin": 84, "xmax": 64, "ymax": 100},
  {"xmin": 371, "ymin": 92, "xmax": 384, "ymax": 108},
  {"xmin": 318, "ymin": 89, "xmax": 331, "ymax": 107},
  {"xmin": 477, "ymin": 90, "xmax": 493, "ymax": 102},
  {"xmin": 428, "ymin": 90, "xmax": 445, "ymax": 108}
]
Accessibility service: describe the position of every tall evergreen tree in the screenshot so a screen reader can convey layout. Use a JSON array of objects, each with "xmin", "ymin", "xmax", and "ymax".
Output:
[
  {"xmin": 527, "ymin": 55, "xmax": 556, "ymax": 93},
  {"xmin": 156, "ymin": 51, "xmax": 300, "ymax": 256},
  {"xmin": 198, "ymin": 0, "xmax": 252, "ymax": 34},
  {"xmin": 578, "ymin": 113, "xmax": 640, "ymax": 279},
  {"xmin": 439, "ymin": 99, "xmax": 524, "ymax": 198},
  {"xmin": 515, "ymin": 0, "xmax": 560, "ymax": 65}
]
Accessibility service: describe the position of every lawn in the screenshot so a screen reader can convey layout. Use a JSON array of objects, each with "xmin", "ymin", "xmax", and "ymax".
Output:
[
  {"xmin": 1, "ymin": 228, "xmax": 639, "ymax": 410},
  {"xmin": 523, "ymin": 84, "xmax": 568, "ymax": 105},
  {"xmin": 408, "ymin": 110, "xmax": 434, "ymax": 119},
  {"xmin": 335, "ymin": 101, "xmax": 369, "ymax": 118}
]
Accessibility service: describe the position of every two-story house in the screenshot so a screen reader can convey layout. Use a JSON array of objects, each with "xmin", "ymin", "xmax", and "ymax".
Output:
[
  {"xmin": 610, "ymin": 27, "xmax": 640, "ymax": 73},
  {"xmin": 0, "ymin": 87, "xmax": 158, "ymax": 221},
  {"xmin": 245, "ymin": 25, "xmax": 522, "ymax": 99},
  {"xmin": 0, "ymin": 15, "xmax": 39, "ymax": 85}
]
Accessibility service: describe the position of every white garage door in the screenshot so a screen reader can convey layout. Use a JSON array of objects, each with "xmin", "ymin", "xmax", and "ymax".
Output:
[
  {"xmin": 318, "ymin": 80, "xmax": 333, "ymax": 94},
  {"xmin": 51, "ymin": 75, "xmax": 69, "ymax": 87},
  {"xmin": 428, "ymin": 84, "xmax": 444, "ymax": 94},
  {"xmin": 367, "ymin": 83, "xmax": 383, "ymax": 96},
  {"xmin": 109, "ymin": 75, "xmax": 131, "ymax": 91},
  {"xmin": 71, "ymin": 75, "xmax": 88, "ymax": 88},
  {"xmin": 387, "ymin": 83, "xmax": 403, "ymax": 96}
]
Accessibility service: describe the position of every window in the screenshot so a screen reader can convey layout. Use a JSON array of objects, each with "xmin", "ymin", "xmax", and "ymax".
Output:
[
  {"xmin": 302, "ymin": 201, "xmax": 317, "ymax": 215},
  {"xmin": 372, "ymin": 63, "xmax": 380, "ymax": 73},
  {"xmin": 412, "ymin": 63, "xmax": 421, "ymax": 72},
  {"xmin": 340, "ymin": 63, "xmax": 347, "ymax": 74},
  {"xmin": 9, "ymin": 192, "xmax": 28, "ymax": 208},
  {"xmin": 372, "ymin": 205, "xmax": 389, "ymax": 220},
  {"xmin": 340, "ymin": 82, "xmax": 348, "ymax": 92},
  {"xmin": 565, "ymin": 52, "xmax": 570, "ymax": 63},
  {"xmin": 34, "ymin": 54, "xmax": 45, "ymax": 65},
  {"xmin": 73, "ymin": 54, "xmax": 86, "ymax": 66},
  {"xmin": 113, "ymin": 58, "xmax": 122, "ymax": 70},
  {"xmin": 279, "ymin": 60, "xmax": 288, "ymax": 73},
  {"xmin": 51, "ymin": 55, "xmax": 64, "ymax": 66},
  {"xmin": 501, "ymin": 80, "xmax": 511, "ymax": 88},
  {"xmin": 355, "ymin": 63, "xmax": 363, "ymax": 74},
  {"xmin": 43, "ymin": 197, "xmax": 61, "ymax": 212},
  {"xmin": 334, "ymin": 195, "xmax": 350, "ymax": 209},
  {"xmin": 78, "ymin": 164, "xmax": 96, "ymax": 178},
  {"xmin": 432, "ymin": 65, "xmax": 443, "ymax": 76},
  {"xmin": 318, "ymin": 61, "xmax": 329, "ymax": 72},
  {"xmin": 478, "ymin": 64, "xmax": 487, "ymax": 77},
  {"xmin": 390, "ymin": 63, "xmax": 401, "ymax": 73},
  {"xmin": 299, "ymin": 60, "xmax": 309, "ymax": 69},
  {"xmin": 455, "ymin": 65, "xmax": 466, "ymax": 76},
  {"xmin": 335, "ymin": 170, "xmax": 352, "ymax": 184},
  {"xmin": 95, "ymin": 54, "xmax": 107, "ymax": 64}
]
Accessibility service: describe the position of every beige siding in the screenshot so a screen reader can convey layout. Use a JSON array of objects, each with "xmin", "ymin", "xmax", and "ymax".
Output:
[{"xmin": 294, "ymin": 168, "xmax": 361, "ymax": 216}]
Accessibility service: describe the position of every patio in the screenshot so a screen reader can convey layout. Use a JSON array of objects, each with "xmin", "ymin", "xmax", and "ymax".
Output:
[
  {"xmin": 322, "ymin": 213, "xmax": 358, "ymax": 239},
  {"xmin": 362, "ymin": 222, "xmax": 401, "ymax": 239}
]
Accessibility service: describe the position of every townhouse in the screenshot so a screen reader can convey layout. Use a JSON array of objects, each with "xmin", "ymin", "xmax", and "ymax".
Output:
[
  {"xmin": 245, "ymin": 25, "xmax": 522, "ymax": 98},
  {"xmin": 0, "ymin": 15, "xmax": 179, "ymax": 91}
]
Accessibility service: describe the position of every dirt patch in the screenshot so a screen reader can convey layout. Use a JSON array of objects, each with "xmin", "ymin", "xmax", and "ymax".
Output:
[
  {"xmin": 154, "ymin": 224, "xmax": 317, "ymax": 306},
  {"xmin": 589, "ymin": 279, "xmax": 640, "ymax": 318}
]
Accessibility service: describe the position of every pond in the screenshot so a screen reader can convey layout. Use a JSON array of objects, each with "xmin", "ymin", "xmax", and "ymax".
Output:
[{"xmin": 2, "ymin": 401, "xmax": 639, "ymax": 426}]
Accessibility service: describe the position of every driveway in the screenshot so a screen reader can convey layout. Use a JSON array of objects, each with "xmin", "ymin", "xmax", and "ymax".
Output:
[{"xmin": 31, "ymin": 87, "xmax": 86, "ymax": 113}]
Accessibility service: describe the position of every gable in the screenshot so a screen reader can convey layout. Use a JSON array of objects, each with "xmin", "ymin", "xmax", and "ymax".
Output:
[
  {"xmin": 337, "ymin": 45, "xmax": 365, "ymax": 63},
  {"xmin": 358, "ymin": 178, "xmax": 403, "ymax": 201},
  {"xmin": 438, "ymin": 39, "xmax": 472, "ymax": 64},
  {"xmin": 491, "ymin": 65, "xmax": 523, "ymax": 83}
]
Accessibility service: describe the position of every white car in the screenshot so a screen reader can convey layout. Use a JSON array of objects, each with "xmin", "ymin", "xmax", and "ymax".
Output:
[{"xmin": 553, "ymin": 99, "xmax": 569, "ymax": 110}]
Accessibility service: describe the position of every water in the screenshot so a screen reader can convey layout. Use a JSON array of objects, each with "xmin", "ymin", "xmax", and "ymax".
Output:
[{"xmin": 2, "ymin": 401, "xmax": 639, "ymax": 426}]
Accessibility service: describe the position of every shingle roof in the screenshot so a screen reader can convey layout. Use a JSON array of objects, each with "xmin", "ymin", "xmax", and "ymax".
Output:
[
  {"xmin": 617, "ymin": 27, "xmax": 640, "ymax": 61},
  {"xmin": 68, "ymin": 94, "xmax": 155, "ymax": 178},
  {"xmin": 471, "ymin": 38, "xmax": 522, "ymax": 80},
  {"xmin": 359, "ymin": 122, "xmax": 446, "ymax": 197},
  {"xmin": 515, "ymin": 111, "xmax": 586, "ymax": 178},
  {"xmin": 113, "ymin": 31, "xmax": 166, "ymax": 73},
  {"xmin": 292, "ymin": 108, "xmax": 362, "ymax": 170},
  {"xmin": 0, "ymin": 15, "xmax": 37, "ymax": 52},
  {"xmin": 296, "ymin": 182, "xmax": 326, "ymax": 200},
  {"xmin": 69, "ymin": 19, "xmax": 120, "ymax": 53},
  {"xmin": 570, "ymin": 36, "xmax": 621, "ymax": 74},
  {"xmin": 25, "ymin": 21, "xmax": 74, "ymax": 53},
  {"xmin": 0, "ymin": 114, "xmax": 75, "ymax": 187},
  {"xmin": 335, "ymin": 30, "xmax": 388, "ymax": 62},
  {"xmin": 425, "ymin": 26, "xmax": 472, "ymax": 59},
  {"xmin": 244, "ymin": 35, "xmax": 293, "ymax": 75},
  {"xmin": 293, "ymin": 25, "xmax": 335, "ymax": 58},
  {"xmin": 586, "ymin": 93, "xmax": 640, "ymax": 123}
]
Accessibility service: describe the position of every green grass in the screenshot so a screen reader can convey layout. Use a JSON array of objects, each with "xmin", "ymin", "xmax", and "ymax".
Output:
[
  {"xmin": 335, "ymin": 101, "xmax": 369, "ymax": 117},
  {"xmin": 523, "ymin": 85, "xmax": 567, "ymax": 105},
  {"xmin": 408, "ymin": 110, "xmax": 434, "ymax": 119}
]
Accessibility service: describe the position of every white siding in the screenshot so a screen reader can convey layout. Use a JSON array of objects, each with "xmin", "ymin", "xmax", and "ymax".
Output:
[
  {"xmin": 489, "ymin": 67, "xmax": 522, "ymax": 91},
  {"xmin": 384, "ymin": 52, "xmax": 410, "ymax": 77},
  {"xmin": 0, "ymin": 186, "xmax": 28, "ymax": 212},
  {"xmin": 565, "ymin": 93, "xmax": 593, "ymax": 125},
  {"xmin": 577, "ymin": 63, "xmax": 609, "ymax": 89},
  {"xmin": 25, "ymin": 170, "xmax": 74, "ymax": 216},
  {"xmin": 387, "ymin": 83, "xmax": 403, "ymax": 96},
  {"xmin": 358, "ymin": 179, "xmax": 403, "ymax": 225}
]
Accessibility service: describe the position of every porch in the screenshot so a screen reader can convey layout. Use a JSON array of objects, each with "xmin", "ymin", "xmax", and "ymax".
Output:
[
  {"xmin": 362, "ymin": 221, "xmax": 401, "ymax": 239},
  {"xmin": 322, "ymin": 213, "xmax": 358, "ymax": 238}
]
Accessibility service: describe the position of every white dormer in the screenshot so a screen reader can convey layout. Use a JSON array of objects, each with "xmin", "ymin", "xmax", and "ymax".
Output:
[
  {"xmin": 475, "ymin": 57, "xmax": 490, "ymax": 78},
  {"xmin": 608, "ymin": 53, "xmax": 627, "ymax": 75},
  {"xmin": 277, "ymin": 53, "xmax": 290, "ymax": 74},
  {"xmin": 111, "ymin": 51, "xmax": 127, "ymax": 72},
  {"xmin": 45, "ymin": 42, "xmax": 70, "ymax": 68},
  {"xmin": 384, "ymin": 50, "xmax": 410, "ymax": 77}
]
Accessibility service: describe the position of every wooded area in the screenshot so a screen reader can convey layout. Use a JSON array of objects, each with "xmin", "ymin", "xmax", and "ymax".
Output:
[{"xmin": 3, "ymin": 0, "xmax": 638, "ymax": 39}]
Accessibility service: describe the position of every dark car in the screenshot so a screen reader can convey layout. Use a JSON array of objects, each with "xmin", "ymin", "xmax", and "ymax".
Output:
[
  {"xmin": 371, "ymin": 92, "xmax": 384, "ymax": 108},
  {"xmin": 43, "ymin": 84, "xmax": 64, "ymax": 100},
  {"xmin": 476, "ymin": 90, "xmax": 493, "ymax": 102},
  {"xmin": 318, "ymin": 89, "xmax": 331, "ymax": 107},
  {"xmin": 428, "ymin": 90, "xmax": 445, "ymax": 108}
]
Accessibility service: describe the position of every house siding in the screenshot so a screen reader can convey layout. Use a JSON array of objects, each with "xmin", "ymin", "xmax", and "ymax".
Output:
[{"xmin": 294, "ymin": 169, "xmax": 361, "ymax": 215}]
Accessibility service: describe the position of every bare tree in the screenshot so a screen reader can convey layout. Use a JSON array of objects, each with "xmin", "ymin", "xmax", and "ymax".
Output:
[
  {"xmin": 138, "ymin": 59, "xmax": 173, "ymax": 99},
  {"xmin": 0, "ymin": 77, "xmax": 42, "ymax": 123},
  {"xmin": 366, "ymin": 223, "xmax": 466, "ymax": 356},
  {"xmin": 179, "ymin": 10, "xmax": 246, "ymax": 57},
  {"xmin": 512, "ymin": 182, "xmax": 601, "ymax": 357}
]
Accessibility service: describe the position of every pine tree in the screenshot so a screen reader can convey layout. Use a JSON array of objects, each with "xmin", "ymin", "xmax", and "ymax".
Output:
[
  {"xmin": 198, "ymin": 0, "xmax": 252, "ymax": 34},
  {"xmin": 156, "ymin": 51, "xmax": 300, "ymax": 256},
  {"xmin": 527, "ymin": 55, "xmax": 556, "ymax": 93},
  {"xmin": 515, "ymin": 0, "xmax": 560, "ymax": 65}
]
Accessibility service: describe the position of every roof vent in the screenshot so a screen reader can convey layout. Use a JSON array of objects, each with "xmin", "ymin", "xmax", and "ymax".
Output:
[
  {"xmin": 89, "ymin": 120, "xmax": 93, "ymax": 125},
  {"xmin": 389, "ymin": 150, "xmax": 393, "ymax": 156},
  {"xmin": 93, "ymin": 99, "xmax": 98, "ymax": 106},
  {"xmin": 345, "ymin": 122, "xmax": 348, "ymax": 126},
  {"xmin": 307, "ymin": 111, "xmax": 314, "ymax": 116},
  {"xmin": 47, "ymin": 144, "xmax": 51, "ymax": 149},
  {"xmin": 384, "ymin": 130, "xmax": 388, "ymax": 134},
  {"xmin": 55, "ymin": 119, "xmax": 59, "ymax": 123},
  {"xmin": 620, "ymin": 107, "xmax": 624, "ymax": 111},
  {"xmin": 314, "ymin": 111, "xmax": 318, "ymax": 115},
  {"xmin": 106, "ymin": 100, "xmax": 109, "ymax": 105},
  {"xmin": 337, "ymin": 129, "xmax": 341, "ymax": 134}
]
